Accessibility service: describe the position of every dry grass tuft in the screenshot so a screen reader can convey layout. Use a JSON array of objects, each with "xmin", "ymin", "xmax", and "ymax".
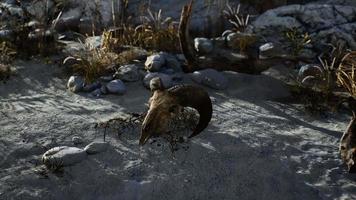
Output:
[
  {"xmin": 223, "ymin": 3, "xmax": 250, "ymax": 32},
  {"xmin": 103, "ymin": 8, "xmax": 180, "ymax": 53},
  {"xmin": 337, "ymin": 52, "xmax": 356, "ymax": 98}
]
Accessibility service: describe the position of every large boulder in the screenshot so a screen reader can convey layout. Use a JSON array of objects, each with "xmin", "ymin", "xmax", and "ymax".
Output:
[{"xmin": 251, "ymin": 4, "xmax": 356, "ymax": 51}]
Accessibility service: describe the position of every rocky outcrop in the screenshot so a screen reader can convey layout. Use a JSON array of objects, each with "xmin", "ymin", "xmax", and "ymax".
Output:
[{"xmin": 250, "ymin": 4, "xmax": 356, "ymax": 51}]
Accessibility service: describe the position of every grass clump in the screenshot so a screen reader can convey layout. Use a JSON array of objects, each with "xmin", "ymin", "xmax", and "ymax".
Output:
[
  {"xmin": 337, "ymin": 51, "xmax": 356, "ymax": 98},
  {"xmin": 223, "ymin": 3, "xmax": 250, "ymax": 32},
  {"xmin": 104, "ymin": 8, "xmax": 180, "ymax": 53}
]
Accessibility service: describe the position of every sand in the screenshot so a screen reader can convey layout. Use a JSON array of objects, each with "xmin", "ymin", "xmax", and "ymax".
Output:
[{"xmin": 0, "ymin": 60, "xmax": 355, "ymax": 200}]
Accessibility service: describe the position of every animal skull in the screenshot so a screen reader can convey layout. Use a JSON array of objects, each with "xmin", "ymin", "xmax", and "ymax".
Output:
[
  {"xmin": 340, "ymin": 97, "xmax": 356, "ymax": 173},
  {"xmin": 139, "ymin": 78, "xmax": 213, "ymax": 145}
]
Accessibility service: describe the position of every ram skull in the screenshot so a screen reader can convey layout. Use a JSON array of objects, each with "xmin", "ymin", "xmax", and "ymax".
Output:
[{"xmin": 139, "ymin": 78, "xmax": 213, "ymax": 145}]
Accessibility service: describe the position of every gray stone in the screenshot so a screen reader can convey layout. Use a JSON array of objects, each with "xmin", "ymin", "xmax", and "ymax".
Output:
[
  {"xmin": 54, "ymin": 8, "xmax": 81, "ymax": 32},
  {"xmin": 190, "ymin": 69, "xmax": 228, "ymax": 90},
  {"xmin": 106, "ymin": 80, "xmax": 126, "ymax": 95},
  {"xmin": 143, "ymin": 73, "xmax": 173, "ymax": 89},
  {"xmin": 99, "ymin": 75, "xmax": 114, "ymax": 82},
  {"xmin": 25, "ymin": 0, "xmax": 54, "ymax": 20},
  {"xmin": 42, "ymin": 146, "xmax": 87, "ymax": 167},
  {"xmin": 145, "ymin": 54, "xmax": 166, "ymax": 72},
  {"xmin": 72, "ymin": 137, "xmax": 83, "ymax": 145},
  {"xmin": 90, "ymin": 88, "xmax": 102, "ymax": 97},
  {"xmin": 194, "ymin": 38, "xmax": 214, "ymax": 54},
  {"xmin": 0, "ymin": 30, "xmax": 14, "ymax": 41},
  {"xmin": 83, "ymin": 81, "xmax": 101, "ymax": 92},
  {"xmin": 100, "ymin": 85, "xmax": 108, "ymax": 95},
  {"xmin": 4, "ymin": 4, "xmax": 24, "ymax": 17},
  {"xmin": 114, "ymin": 64, "xmax": 140, "ymax": 82},
  {"xmin": 259, "ymin": 43, "xmax": 281, "ymax": 59},
  {"xmin": 84, "ymin": 142, "xmax": 109, "ymax": 154},
  {"xmin": 164, "ymin": 53, "xmax": 182, "ymax": 72},
  {"xmin": 67, "ymin": 76, "xmax": 85, "ymax": 93}
]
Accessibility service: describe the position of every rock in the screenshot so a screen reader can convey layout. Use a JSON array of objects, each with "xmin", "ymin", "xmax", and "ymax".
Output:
[
  {"xmin": 85, "ymin": 36, "xmax": 102, "ymax": 49},
  {"xmin": 26, "ymin": 20, "xmax": 41, "ymax": 29},
  {"xmin": 164, "ymin": 53, "xmax": 182, "ymax": 72},
  {"xmin": 99, "ymin": 75, "xmax": 114, "ymax": 82},
  {"xmin": 84, "ymin": 142, "xmax": 109, "ymax": 154},
  {"xmin": 100, "ymin": 85, "xmax": 108, "ymax": 95},
  {"xmin": 194, "ymin": 38, "xmax": 214, "ymax": 54},
  {"xmin": 106, "ymin": 80, "xmax": 126, "ymax": 95},
  {"xmin": 25, "ymin": 0, "xmax": 54, "ymax": 20},
  {"xmin": 114, "ymin": 64, "xmax": 140, "ymax": 82},
  {"xmin": 67, "ymin": 76, "xmax": 85, "ymax": 93},
  {"xmin": 220, "ymin": 50, "xmax": 249, "ymax": 62},
  {"xmin": 0, "ymin": 30, "xmax": 14, "ymax": 41},
  {"xmin": 72, "ymin": 137, "xmax": 83, "ymax": 145},
  {"xmin": 259, "ymin": 42, "xmax": 282, "ymax": 59},
  {"xmin": 83, "ymin": 81, "xmax": 101, "ymax": 92},
  {"xmin": 143, "ymin": 73, "xmax": 173, "ymax": 89},
  {"xmin": 42, "ymin": 146, "xmax": 87, "ymax": 168},
  {"xmin": 298, "ymin": 64, "xmax": 324, "ymax": 80},
  {"xmin": 252, "ymin": 4, "xmax": 356, "ymax": 50},
  {"xmin": 3, "ymin": 4, "xmax": 24, "ymax": 17},
  {"xmin": 145, "ymin": 54, "xmax": 166, "ymax": 72},
  {"xmin": 190, "ymin": 69, "xmax": 228, "ymax": 90},
  {"xmin": 226, "ymin": 32, "xmax": 257, "ymax": 49},
  {"xmin": 90, "ymin": 88, "xmax": 102, "ymax": 97},
  {"xmin": 54, "ymin": 8, "xmax": 81, "ymax": 32}
]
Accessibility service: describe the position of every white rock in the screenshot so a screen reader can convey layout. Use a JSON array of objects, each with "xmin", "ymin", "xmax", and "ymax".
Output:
[
  {"xmin": 42, "ymin": 146, "xmax": 87, "ymax": 167},
  {"xmin": 145, "ymin": 54, "xmax": 166, "ymax": 72},
  {"xmin": 67, "ymin": 76, "xmax": 85, "ymax": 93},
  {"xmin": 106, "ymin": 80, "xmax": 126, "ymax": 95},
  {"xmin": 194, "ymin": 38, "xmax": 214, "ymax": 54},
  {"xmin": 84, "ymin": 142, "xmax": 109, "ymax": 154}
]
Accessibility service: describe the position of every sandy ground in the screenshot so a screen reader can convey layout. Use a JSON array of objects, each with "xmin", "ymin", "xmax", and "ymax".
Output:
[{"xmin": 0, "ymin": 60, "xmax": 356, "ymax": 200}]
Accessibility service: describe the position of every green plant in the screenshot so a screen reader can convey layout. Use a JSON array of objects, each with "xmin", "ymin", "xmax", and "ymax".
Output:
[{"xmin": 284, "ymin": 27, "xmax": 311, "ymax": 56}]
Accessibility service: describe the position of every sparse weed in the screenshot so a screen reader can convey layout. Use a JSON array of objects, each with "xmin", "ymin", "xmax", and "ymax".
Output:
[{"xmin": 284, "ymin": 27, "xmax": 311, "ymax": 56}]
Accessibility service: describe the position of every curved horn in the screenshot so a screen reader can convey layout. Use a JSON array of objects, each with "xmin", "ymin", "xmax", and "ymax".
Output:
[{"xmin": 169, "ymin": 85, "xmax": 212, "ymax": 138}]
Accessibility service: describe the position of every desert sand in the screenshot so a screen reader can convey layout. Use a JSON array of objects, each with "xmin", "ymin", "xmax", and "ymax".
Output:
[{"xmin": 1, "ymin": 60, "xmax": 355, "ymax": 200}]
